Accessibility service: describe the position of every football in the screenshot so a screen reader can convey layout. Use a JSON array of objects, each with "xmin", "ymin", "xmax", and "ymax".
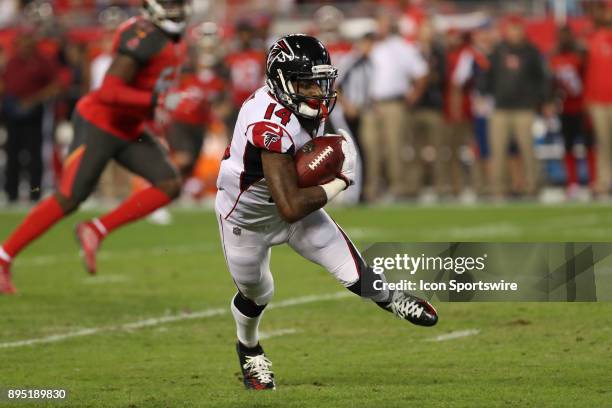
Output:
[{"xmin": 294, "ymin": 136, "xmax": 345, "ymax": 187}]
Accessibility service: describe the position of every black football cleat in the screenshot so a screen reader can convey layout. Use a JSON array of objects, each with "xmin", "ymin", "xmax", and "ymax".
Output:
[
  {"xmin": 386, "ymin": 291, "xmax": 438, "ymax": 327},
  {"xmin": 236, "ymin": 342, "xmax": 276, "ymax": 390}
]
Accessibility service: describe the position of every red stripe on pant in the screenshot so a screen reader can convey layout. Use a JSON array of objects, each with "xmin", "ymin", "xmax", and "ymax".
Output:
[{"xmin": 59, "ymin": 145, "xmax": 85, "ymax": 197}]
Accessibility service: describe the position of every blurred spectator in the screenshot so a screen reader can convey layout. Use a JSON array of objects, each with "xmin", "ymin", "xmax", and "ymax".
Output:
[
  {"xmin": 1, "ymin": 30, "xmax": 60, "ymax": 203},
  {"xmin": 60, "ymin": 41, "xmax": 87, "ymax": 117},
  {"xmin": 0, "ymin": 0, "xmax": 19, "ymax": 28},
  {"xmin": 484, "ymin": 16, "xmax": 551, "ymax": 199},
  {"xmin": 314, "ymin": 5, "xmax": 353, "ymax": 68},
  {"xmin": 224, "ymin": 20, "xmax": 266, "ymax": 126},
  {"xmin": 361, "ymin": 13, "xmax": 427, "ymax": 201},
  {"xmin": 411, "ymin": 19, "xmax": 447, "ymax": 196},
  {"xmin": 470, "ymin": 22, "xmax": 496, "ymax": 196},
  {"xmin": 549, "ymin": 25, "xmax": 595, "ymax": 198},
  {"xmin": 444, "ymin": 28, "xmax": 484, "ymax": 197},
  {"xmin": 338, "ymin": 33, "xmax": 375, "ymax": 148},
  {"xmin": 337, "ymin": 32, "xmax": 375, "ymax": 201},
  {"xmin": 584, "ymin": 4, "xmax": 612, "ymax": 196},
  {"xmin": 398, "ymin": 0, "xmax": 427, "ymax": 42}
]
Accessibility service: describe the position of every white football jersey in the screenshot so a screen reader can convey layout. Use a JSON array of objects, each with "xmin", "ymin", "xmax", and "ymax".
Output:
[{"xmin": 216, "ymin": 86, "xmax": 324, "ymax": 227}]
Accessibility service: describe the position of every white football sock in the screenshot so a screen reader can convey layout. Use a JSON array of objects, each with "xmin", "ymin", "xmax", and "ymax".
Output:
[
  {"xmin": 92, "ymin": 218, "xmax": 108, "ymax": 237},
  {"xmin": 0, "ymin": 246, "xmax": 11, "ymax": 263},
  {"xmin": 231, "ymin": 298, "xmax": 264, "ymax": 348}
]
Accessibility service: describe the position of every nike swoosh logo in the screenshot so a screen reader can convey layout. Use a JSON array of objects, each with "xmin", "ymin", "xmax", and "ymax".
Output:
[{"xmin": 262, "ymin": 122, "xmax": 283, "ymax": 134}]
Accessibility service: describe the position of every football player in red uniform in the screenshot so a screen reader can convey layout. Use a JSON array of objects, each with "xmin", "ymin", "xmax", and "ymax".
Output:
[
  {"xmin": 550, "ymin": 25, "xmax": 595, "ymax": 197},
  {"xmin": 164, "ymin": 22, "xmax": 228, "ymax": 179},
  {"xmin": 224, "ymin": 20, "xmax": 266, "ymax": 116},
  {"xmin": 0, "ymin": 0, "xmax": 190, "ymax": 293}
]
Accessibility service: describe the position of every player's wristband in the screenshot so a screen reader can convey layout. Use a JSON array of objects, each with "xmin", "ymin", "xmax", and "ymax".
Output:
[{"xmin": 321, "ymin": 178, "xmax": 346, "ymax": 202}]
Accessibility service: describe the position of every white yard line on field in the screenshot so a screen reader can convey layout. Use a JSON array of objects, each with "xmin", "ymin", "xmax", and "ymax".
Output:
[
  {"xmin": 259, "ymin": 328, "xmax": 300, "ymax": 340},
  {"xmin": 16, "ymin": 242, "xmax": 218, "ymax": 268},
  {"xmin": 0, "ymin": 292, "xmax": 351, "ymax": 349},
  {"xmin": 82, "ymin": 275, "xmax": 130, "ymax": 285},
  {"xmin": 426, "ymin": 329, "xmax": 480, "ymax": 342}
]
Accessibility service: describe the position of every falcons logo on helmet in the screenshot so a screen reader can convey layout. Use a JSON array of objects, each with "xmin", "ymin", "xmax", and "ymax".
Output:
[{"xmin": 266, "ymin": 39, "xmax": 295, "ymax": 72}]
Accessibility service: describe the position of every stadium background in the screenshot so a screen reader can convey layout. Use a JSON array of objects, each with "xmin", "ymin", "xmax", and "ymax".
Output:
[
  {"xmin": 0, "ymin": 0, "xmax": 607, "ymax": 206},
  {"xmin": 1, "ymin": 1, "xmax": 612, "ymax": 407}
]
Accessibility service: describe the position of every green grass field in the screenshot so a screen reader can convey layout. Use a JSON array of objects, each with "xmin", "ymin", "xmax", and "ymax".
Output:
[{"xmin": 1, "ymin": 204, "xmax": 611, "ymax": 407}]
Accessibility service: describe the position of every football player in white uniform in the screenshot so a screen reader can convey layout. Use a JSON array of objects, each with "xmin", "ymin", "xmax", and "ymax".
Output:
[{"xmin": 216, "ymin": 34, "xmax": 438, "ymax": 390}]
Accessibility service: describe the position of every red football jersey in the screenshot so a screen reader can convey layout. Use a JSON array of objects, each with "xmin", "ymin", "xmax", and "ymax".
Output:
[
  {"xmin": 170, "ymin": 71, "xmax": 225, "ymax": 126},
  {"xmin": 584, "ymin": 29, "xmax": 612, "ymax": 104},
  {"xmin": 326, "ymin": 40, "xmax": 353, "ymax": 68},
  {"xmin": 550, "ymin": 50, "xmax": 584, "ymax": 114},
  {"xmin": 76, "ymin": 16, "xmax": 186, "ymax": 140},
  {"xmin": 225, "ymin": 49, "xmax": 266, "ymax": 108}
]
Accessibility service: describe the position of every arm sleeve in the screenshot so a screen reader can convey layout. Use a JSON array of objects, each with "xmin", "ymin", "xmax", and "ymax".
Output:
[
  {"xmin": 246, "ymin": 121, "xmax": 295, "ymax": 154},
  {"xmin": 97, "ymin": 74, "xmax": 153, "ymax": 109},
  {"xmin": 116, "ymin": 21, "xmax": 166, "ymax": 65}
]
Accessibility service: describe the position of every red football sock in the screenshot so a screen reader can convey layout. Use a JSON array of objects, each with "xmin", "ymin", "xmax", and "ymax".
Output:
[
  {"xmin": 586, "ymin": 148, "xmax": 597, "ymax": 186},
  {"xmin": 1, "ymin": 196, "xmax": 65, "ymax": 259},
  {"xmin": 564, "ymin": 152, "xmax": 578, "ymax": 186},
  {"xmin": 97, "ymin": 186, "xmax": 172, "ymax": 236}
]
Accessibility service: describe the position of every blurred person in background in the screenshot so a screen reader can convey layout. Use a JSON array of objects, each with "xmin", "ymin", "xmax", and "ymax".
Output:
[
  {"xmin": 584, "ymin": 1, "xmax": 612, "ymax": 197},
  {"xmin": 1, "ymin": 29, "xmax": 61, "ymax": 204},
  {"xmin": 361, "ymin": 12, "xmax": 427, "ymax": 202},
  {"xmin": 444, "ymin": 28, "xmax": 488, "ymax": 198},
  {"xmin": 549, "ymin": 25, "xmax": 595, "ymax": 198},
  {"xmin": 224, "ymin": 20, "xmax": 266, "ymax": 129},
  {"xmin": 470, "ymin": 22, "xmax": 496, "ymax": 197},
  {"xmin": 314, "ymin": 5, "xmax": 353, "ymax": 69},
  {"xmin": 161, "ymin": 21, "xmax": 228, "ymax": 181},
  {"xmin": 485, "ymin": 15, "xmax": 551, "ymax": 200},
  {"xmin": 59, "ymin": 41, "xmax": 87, "ymax": 118},
  {"xmin": 337, "ymin": 32, "xmax": 376, "ymax": 198},
  {"xmin": 411, "ymin": 18, "xmax": 447, "ymax": 197}
]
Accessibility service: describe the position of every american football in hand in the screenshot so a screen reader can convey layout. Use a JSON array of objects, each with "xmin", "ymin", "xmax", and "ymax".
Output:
[{"xmin": 294, "ymin": 136, "xmax": 345, "ymax": 188}]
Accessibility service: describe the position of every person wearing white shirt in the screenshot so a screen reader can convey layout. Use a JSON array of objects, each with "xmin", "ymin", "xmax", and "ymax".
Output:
[{"xmin": 361, "ymin": 14, "xmax": 428, "ymax": 201}]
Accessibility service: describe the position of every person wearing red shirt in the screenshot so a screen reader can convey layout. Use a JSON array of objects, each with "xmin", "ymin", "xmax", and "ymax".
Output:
[
  {"xmin": 0, "ymin": 0, "xmax": 190, "ymax": 294},
  {"xmin": 1, "ymin": 30, "xmax": 61, "ymax": 203},
  {"xmin": 550, "ymin": 25, "xmax": 595, "ymax": 197},
  {"xmin": 162, "ymin": 22, "xmax": 229, "ymax": 179},
  {"xmin": 584, "ymin": 3, "xmax": 612, "ymax": 195},
  {"xmin": 224, "ymin": 20, "xmax": 266, "ymax": 117}
]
